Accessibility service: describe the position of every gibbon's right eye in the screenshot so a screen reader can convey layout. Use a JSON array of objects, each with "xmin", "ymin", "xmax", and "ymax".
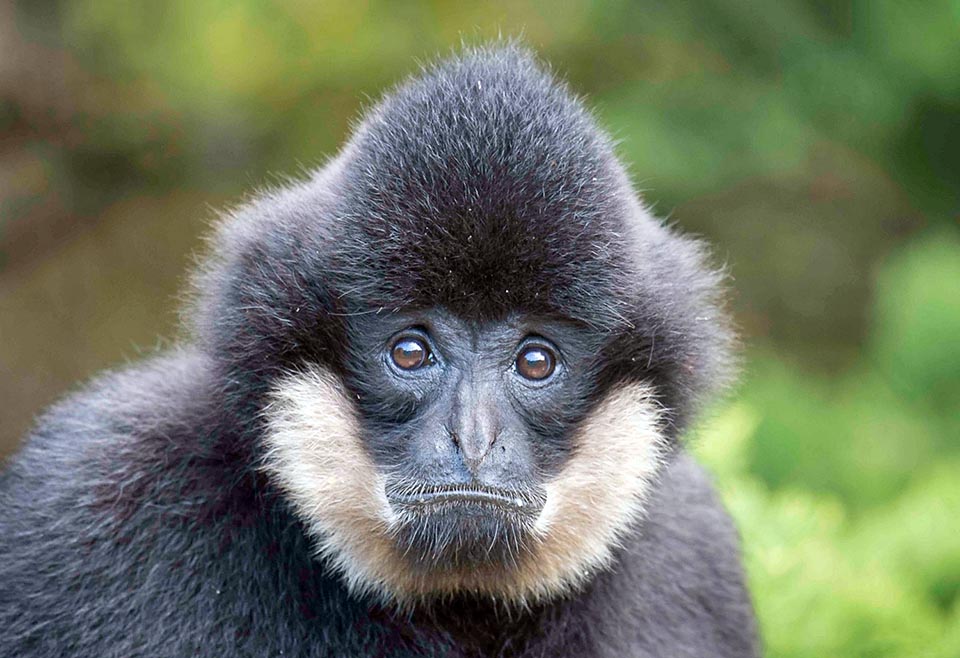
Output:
[{"xmin": 390, "ymin": 336, "xmax": 431, "ymax": 370}]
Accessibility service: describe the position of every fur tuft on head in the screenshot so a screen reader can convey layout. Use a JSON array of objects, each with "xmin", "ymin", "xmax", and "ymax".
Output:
[{"xmin": 188, "ymin": 44, "xmax": 734, "ymax": 433}]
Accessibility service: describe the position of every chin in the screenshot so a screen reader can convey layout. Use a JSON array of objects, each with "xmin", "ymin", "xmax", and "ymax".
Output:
[{"xmin": 385, "ymin": 483, "xmax": 547, "ymax": 571}]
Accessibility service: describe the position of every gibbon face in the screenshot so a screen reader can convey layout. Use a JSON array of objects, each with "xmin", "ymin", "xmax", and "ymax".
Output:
[
  {"xmin": 197, "ymin": 47, "xmax": 731, "ymax": 604},
  {"xmin": 263, "ymin": 314, "xmax": 666, "ymax": 603}
]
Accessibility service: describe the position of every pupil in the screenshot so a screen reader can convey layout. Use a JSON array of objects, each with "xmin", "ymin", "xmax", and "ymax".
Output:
[
  {"xmin": 519, "ymin": 347, "xmax": 553, "ymax": 379},
  {"xmin": 392, "ymin": 339, "xmax": 426, "ymax": 369}
]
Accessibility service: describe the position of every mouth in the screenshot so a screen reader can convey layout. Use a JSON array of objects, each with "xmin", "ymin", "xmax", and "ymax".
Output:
[
  {"xmin": 384, "ymin": 482, "xmax": 546, "ymax": 569},
  {"xmin": 386, "ymin": 482, "xmax": 544, "ymax": 516}
]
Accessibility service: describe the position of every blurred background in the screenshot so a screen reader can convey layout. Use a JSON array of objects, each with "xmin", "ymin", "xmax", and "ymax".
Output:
[{"xmin": 1, "ymin": 1, "xmax": 958, "ymax": 655}]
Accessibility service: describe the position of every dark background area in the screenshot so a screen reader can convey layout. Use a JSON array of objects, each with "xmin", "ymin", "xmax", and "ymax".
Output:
[{"xmin": 1, "ymin": 2, "xmax": 958, "ymax": 655}]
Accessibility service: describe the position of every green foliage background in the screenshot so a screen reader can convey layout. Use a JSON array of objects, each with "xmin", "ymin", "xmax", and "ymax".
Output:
[{"xmin": 1, "ymin": 2, "xmax": 957, "ymax": 656}]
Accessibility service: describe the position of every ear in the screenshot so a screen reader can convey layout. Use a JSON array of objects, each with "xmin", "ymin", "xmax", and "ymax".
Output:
[
  {"xmin": 611, "ymin": 198, "xmax": 737, "ymax": 438},
  {"xmin": 186, "ymin": 160, "xmax": 351, "ymax": 387}
]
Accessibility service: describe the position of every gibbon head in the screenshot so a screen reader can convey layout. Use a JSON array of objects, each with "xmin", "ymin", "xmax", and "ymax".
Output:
[{"xmin": 193, "ymin": 46, "xmax": 733, "ymax": 604}]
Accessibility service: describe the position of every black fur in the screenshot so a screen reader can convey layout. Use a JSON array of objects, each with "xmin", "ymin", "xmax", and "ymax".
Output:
[{"xmin": 0, "ymin": 45, "xmax": 757, "ymax": 657}]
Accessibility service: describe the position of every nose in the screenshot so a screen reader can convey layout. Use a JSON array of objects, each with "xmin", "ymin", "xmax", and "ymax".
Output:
[{"xmin": 449, "ymin": 375, "xmax": 501, "ymax": 476}]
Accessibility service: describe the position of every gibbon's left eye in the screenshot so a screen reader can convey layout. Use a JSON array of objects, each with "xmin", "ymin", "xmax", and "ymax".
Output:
[
  {"xmin": 516, "ymin": 344, "xmax": 557, "ymax": 381},
  {"xmin": 391, "ymin": 336, "xmax": 432, "ymax": 370}
]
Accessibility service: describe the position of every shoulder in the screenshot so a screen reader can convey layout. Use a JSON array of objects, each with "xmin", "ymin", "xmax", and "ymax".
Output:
[
  {"xmin": 2, "ymin": 349, "xmax": 216, "ymax": 503},
  {"xmin": 639, "ymin": 450, "xmax": 752, "ymax": 593},
  {"xmin": 0, "ymin": 349, "xmax": 251, "ymax": 655},
  {"xmin": 14, "ymin": 348, "xmax": 210, "ymax": 447},
  {"xmin": 614, "ymin": 451, "xmax": 760, "ymax": 657},
  {"xmin": 649, "ymin": 450, "xmax": 739, "ymax": 533}
]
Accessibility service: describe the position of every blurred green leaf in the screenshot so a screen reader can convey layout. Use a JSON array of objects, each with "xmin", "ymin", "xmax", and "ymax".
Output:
[{"xmin": 871, "ymin": 229, "xmax": 960, "ymax": 415}]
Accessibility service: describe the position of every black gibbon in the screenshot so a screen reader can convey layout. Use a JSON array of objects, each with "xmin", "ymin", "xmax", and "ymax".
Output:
[{"xmin": 0, "ymin": 45, "xmax": 758, "ymax": 657}]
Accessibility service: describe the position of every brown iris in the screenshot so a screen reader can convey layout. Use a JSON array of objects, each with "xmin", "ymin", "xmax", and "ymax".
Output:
[
  {"xmin": 516, "ymin": 345, "xmax": 556, "ymax": 380},
  {"xmin": 391, "ymin": 337, "xmax": 430, "ymax": 370}
]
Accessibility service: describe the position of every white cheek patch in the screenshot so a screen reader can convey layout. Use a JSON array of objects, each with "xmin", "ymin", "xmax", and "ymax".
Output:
[
  {"xmin": 260, "ymin": 367, "xmax": 400, "ymax": 597},
  {"xmin": 262, "ymin": 366, "xmax": 666, "ymax": 604},
  {"xmin": 527, "ymin": 382, "xmax": 667, "ymax": 595}
]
